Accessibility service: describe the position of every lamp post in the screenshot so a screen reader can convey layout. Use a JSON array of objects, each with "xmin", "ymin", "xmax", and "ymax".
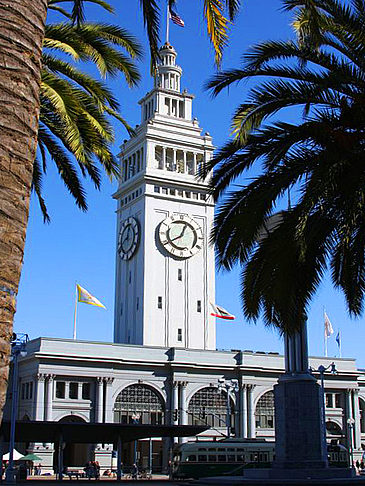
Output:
[
  {"xmin": 218, "ymin": 379, "xmax": 239, "ymax": 437},
  {"xmin": 347, "ymin": 418, "xmax": 355, "ymax": 468},
  {"xmin": 311, "ymin": 362, "xmax": 337, "ymax": 461},
  {"xmin": 5, "ymin": 333, "xmax": 28, "ymax": 484}
]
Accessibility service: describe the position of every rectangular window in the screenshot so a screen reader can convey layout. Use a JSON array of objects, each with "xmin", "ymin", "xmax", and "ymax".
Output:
[
  {"xmin": 162, "ymin": 187, "xmax": 168, "ymax": 194},
  {"xmin": 193, "ymin": 192, "xmax": 199, "ymax": 200},
  {"xmin": 200, "ymin": 193, "xmax": 206, "ymax": 200},
  {"xmin": 158, "ymin": 296, "xmax": 162, "ymax": 309},
  {"xmin": 21, "ymin": 384, "xmax": 25, "ymax": 400},
  {"xmin": 325, "ymin": 393, "xmax": 333, "ymax": 408},
  {"xmin": 82, "ymin": 383, "xmax": 90, "ymax": 400},
  {"xmin": 56, "ymin": 381, "xmax": 65, "ymax": 399},
  {"xmin": 69, "ymin": 382, "xmax": 78, "ymax": 399},
  {"xmin": 177, "ymin": 328, "xmax": 182, "ymax": 342},
  {"xmin": 154, "ymin": 186, "xmax": 160, "ymax": 193},
  {"xmin": 335, "ymin": 393, "xmax": 341, "ymax": 408},
  {"xmin": 178, "ymin": 269, "xmax": 182, "ymax": 281},
  {"xmin": 29, "ymin": 382, "xmax": 33, "ymax": 399},
  {"xmin": 185, "ymin": 191, "xmax": 191, "ymax": 198},
  {"xmin": 136, "ymin": 297, "xmax": 139, "ymax": 310},
  {"xmin": 170, "ymin": 189, "xmax": 176, "ymax": 196},
  {"xmin": 178, "ymin": 190, "xmax": 183, "ymax": 197},
  {"xmin": 197, "ymin": 300, "xmax": 202, "ymax": 312}
]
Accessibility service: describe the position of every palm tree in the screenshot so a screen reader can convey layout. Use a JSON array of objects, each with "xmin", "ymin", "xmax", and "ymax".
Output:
[
  {"xmin": 0, "ymin": 0, "xmax": 141, "ymax": 419},
  {"xmin": 205, "ymin": 0, "xmax": 365, "ymax": 334},
  {"xmin": 36, "ymin": 18, "xmax": 142, "ymax": 220}
]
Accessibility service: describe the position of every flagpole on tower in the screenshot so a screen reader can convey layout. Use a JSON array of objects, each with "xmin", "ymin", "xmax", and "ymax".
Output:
[
  {"xmin": 73, "ymin": 283, "xmax": 78, "ymax": 340},
  {"xmin": 323, "ymin": 307, "xmax": 327, "ymax": 357},
  {"xmin": 166, "ymin": 1, "xmax": 170, "ymax": 43}
]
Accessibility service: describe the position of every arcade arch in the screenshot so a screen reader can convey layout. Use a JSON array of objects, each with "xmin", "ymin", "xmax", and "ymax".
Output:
[
  {"xmin": 55, "ymin": 415, "xmax": 91, "ymax": 468},
  {"xmin": 255, "ymin": 390, "xmax": 275, "ymax": 430},
  {"xmin": 187, "ymin": 386, "xmax": 235, "ymax": 428},
  {"xmin": 113, "ymin": 384, "xmax": 165, "ymax": 425}
]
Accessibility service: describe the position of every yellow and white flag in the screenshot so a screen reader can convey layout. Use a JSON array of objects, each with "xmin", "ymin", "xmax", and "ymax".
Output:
[{"xmin": 76, "ymin": 284, "xmax": 106, "ymax": 309}]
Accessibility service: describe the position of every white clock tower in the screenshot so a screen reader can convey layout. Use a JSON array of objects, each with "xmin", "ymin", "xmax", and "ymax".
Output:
[{"xmin": 113, "ymin": 42, "xmax": 216, "ymax": 350}]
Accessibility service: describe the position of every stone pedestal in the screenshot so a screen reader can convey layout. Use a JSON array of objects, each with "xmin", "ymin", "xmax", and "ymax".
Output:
[{"xmin": 273, "ymin": 373, "xmax": 327, "ymax": 470}]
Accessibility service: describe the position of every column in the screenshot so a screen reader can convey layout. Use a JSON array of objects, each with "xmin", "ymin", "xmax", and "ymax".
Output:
[
  {"xmin": 179, "ymin": 382, "xmax": 188, "ymax": 425},
  {"xmin": 247, "ymin": 385, "xmax": 256, "ymax": 438},
  {"xmin": 193, "ymin": 153, "xmax": 197, "ymax": 175},
  {"xmin": 239, "ymin": 384, "xmax": 248, "ymax": 438},
  {"xmin": 346, "ymin": 389, "xmax": 354, "ymax": 449},
  {"xmin": 44, "ymin": 374, "xmax": 54, "ymax": 421},
  {"xmin": 353, "ymin": 388, "xmax": 362, "ymax": 450},
  {"xmin": 183, "ymin": 151, "xmax": 187, "ymax": 173},
  {"xmin": 173, "ymin": 149, "xmax": 177, "ymax": 172},
  {"xmin": 104, "ymin": 378, "xmax": 114, "ymax": 423},
  {"xmin": 162, "ymin": 146, "xmax": 166, "ymax": 170},
  {"xmin": 34, "ymin": 374, "xmax": 46, "ymax": 421},
  {"xmin": 96, "ymin": 377, "xmax": 104, "ymax": 423},
  {"xmin": 179, "ymin": 382, "xmax": 188, "ymax": 445},
  {"xmin": 172, "ymin": 381, "xmax": 179, "ymax": 425}
]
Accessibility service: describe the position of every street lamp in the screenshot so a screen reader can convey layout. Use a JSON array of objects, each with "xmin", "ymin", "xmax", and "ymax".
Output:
[
  {"xmin": 347, "ymin": 418, "xmax": 355, "ymax": 468},
  {"xmin": 5, "ymin": 333, "xmax": 28, "ymax": 484},
  {"xmin": 218, "ymin": 379, "xmax": 239, "ymax": 437},
  {"xmin": 311, "ymin": 362, "xmax": 337, "ymax": 463}
]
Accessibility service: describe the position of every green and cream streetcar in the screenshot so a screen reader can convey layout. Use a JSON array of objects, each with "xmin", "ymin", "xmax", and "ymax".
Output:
[
  {"xmin": 171, "ymin": 439, "xmax": 349, "ymax": 479},
  {"xmin": 172, "ymin": 439, "xmax": 274, "ymax": 479}
]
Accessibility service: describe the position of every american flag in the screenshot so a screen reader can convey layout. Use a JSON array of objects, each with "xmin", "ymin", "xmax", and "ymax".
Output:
[{"xmin": 169, "ymin": 8, "xmax": 185, "ymax": 27}]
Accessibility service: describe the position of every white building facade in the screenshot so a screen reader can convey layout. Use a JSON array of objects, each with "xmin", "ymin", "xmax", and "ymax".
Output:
[{"xmin": 5, "ymin": 43, "xmax": 365, "ymax": 472}]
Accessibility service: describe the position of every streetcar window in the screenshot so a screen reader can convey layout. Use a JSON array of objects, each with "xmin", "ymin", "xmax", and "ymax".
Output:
[
  {"xmin": 218, "ymin": 455, "xmax": 227, "ymax": 462},
  {"xmin": 198, "ymin": 455, "xmax": 207, "ymax": 462},
  {"xmin": 237, "ymin": 454, "xmax": 244, "ymax": 462},
  {"xmin": 227, "ymin": 448, "xmax": 235, "ymax": 451},
  {"xmin": 187, "ymin": 455, "xmax": 196, "ymax": 462},
  {"xmin": 198, "ymin": 448, "xmax": 207, "ymax": 451},
  {"xmin": 250, "ymin": 453, "xmax": 259, "ymax": 462},
  {"xmin": 228, "ymin": 455, "xmax": 235, "ymax": 462},
  {"xmin": 208, "ymin": 455, "xmax": 216, "ymax": 462}
]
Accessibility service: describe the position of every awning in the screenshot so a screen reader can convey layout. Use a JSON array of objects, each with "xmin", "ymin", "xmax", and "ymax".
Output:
[{"xmin": 0, "ymin": 421, "xmax": 208, "ymax": 445}]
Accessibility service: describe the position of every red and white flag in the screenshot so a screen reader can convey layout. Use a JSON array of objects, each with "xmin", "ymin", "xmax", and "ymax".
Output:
[
  {"xmin": 210, "ymin": 303, "xmax": 235, "ymax": 320},
  {"xmin": 324, "ymin": 312, "xmax": 334, "ymax": 338},
  {"xmin": 169, "ymin": 8, "xmax": 185, "ymax": 27}
]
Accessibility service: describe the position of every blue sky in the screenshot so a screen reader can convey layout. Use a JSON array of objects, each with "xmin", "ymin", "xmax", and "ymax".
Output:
[{"xmin": 14, "ymin": 0, "xmax": 365, "ymax": 366}]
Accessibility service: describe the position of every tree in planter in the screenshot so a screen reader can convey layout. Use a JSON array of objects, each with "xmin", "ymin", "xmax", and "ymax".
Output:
[{"xmin": 205, "ymin": 0, "xmax": 365, "ymax": 334}]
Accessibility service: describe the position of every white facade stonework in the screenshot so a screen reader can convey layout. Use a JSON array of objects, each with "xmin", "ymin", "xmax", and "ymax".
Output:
[{"xmin": 5, "ymin": 43, "xmax": 365, "ymax": 472}]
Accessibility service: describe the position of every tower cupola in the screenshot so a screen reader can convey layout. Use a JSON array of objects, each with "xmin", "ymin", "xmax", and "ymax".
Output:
[{"xmin": 154, "ymin": 42, "xmax": 182, "ymax": 92}]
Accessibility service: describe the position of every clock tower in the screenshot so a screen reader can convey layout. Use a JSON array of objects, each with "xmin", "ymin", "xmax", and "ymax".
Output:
[{"xmin": 113, "ymin": 42, "xmax": 216, "ymax": 350}]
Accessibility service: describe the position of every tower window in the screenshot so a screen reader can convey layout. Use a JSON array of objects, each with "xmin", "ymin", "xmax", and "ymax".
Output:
[
  {"xmin": 177, "ymin": 329, "xmax": 182, "ymax": 342},
  {"xmin": 178, "ymin": 269, "xmax": 182, "ymax": 281},
  {"xmin": 197, "ymin": 300, "xmax": 202, "ymax": 312},
  {"xmin": 158, "ymin": 296, "xmax": 162, "ymax": 309},
  {"xmin": 162, "ymin": 187, "xmax": 168, "ymax": 194},
  {"xmin": 170, "ymin": 189, "xmax": 176, "ymax": 196},
  {"xmin": 136, "ymin": 297, "xmax": 139, "ymax": 310},
  {"xmin": 185, "ymin": 191, "xmax": 191, "ymax": 198},
  {"xmin": 154, "ymin": 186, "xmax": 160, "ymax": 193}
]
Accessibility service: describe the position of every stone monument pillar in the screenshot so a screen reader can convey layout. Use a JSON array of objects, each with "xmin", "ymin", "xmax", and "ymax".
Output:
[{"xmin": 273, "ymin": 323, "xmax": 328, "ymax": 471}]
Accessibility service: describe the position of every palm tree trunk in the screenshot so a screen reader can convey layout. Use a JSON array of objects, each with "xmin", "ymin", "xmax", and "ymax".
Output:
[{"xmin": 0, "ymin": 0, "xmax": 48, "ymax": 421}]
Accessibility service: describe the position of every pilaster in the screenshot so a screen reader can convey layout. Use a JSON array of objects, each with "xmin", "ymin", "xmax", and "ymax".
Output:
[
  {"xmin": 96, "ymin": 377, "xmax": 104, "ymax": 423},
  {"xmin": 239, "ymin": 383, "xmax": 248, "ymax": 438},
  {"xmin": 247, "ymin": 384, "xmax": 256, "ymax": 438},
  {"xmin": 44, "ymin": 374, "xmax": 54, "ymax": 421},
  {"xmin": 104, "ymin": 377, "xmax": 114, "ymax": 423},
  {"xmin": 34, "ymin": 373, "xmax": 46, "ymax": 421}
]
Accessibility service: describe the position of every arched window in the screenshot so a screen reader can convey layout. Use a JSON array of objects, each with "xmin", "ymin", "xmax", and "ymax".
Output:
[
  {"xmin": 255, "ymin": 391, "xmax": 275, "ymax": 429},
  {"xmin": 326, "ymin": 421, "xmax": 343, "ymax": 436},
  {"xmin": 188, "ymin": 387, "xmax": 234, "ymax": 429},
  {"xmin": 114, "ymin": 384, "xmax": 164, "ymax": 425}
]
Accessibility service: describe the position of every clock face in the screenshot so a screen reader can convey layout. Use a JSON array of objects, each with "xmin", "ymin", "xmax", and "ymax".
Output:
[
  {"xmin": 118, "ymin": 217, "xmax": 139, "ymax": 260},
  {"xmin": 159, "ymin": 214, "xmax": 203, "ymax": 258}
]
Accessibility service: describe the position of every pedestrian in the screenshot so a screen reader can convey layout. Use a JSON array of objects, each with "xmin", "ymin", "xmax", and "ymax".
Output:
[{"xmin": 131, "ymin": 463, "xmax": 138, "ymax": 480}]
